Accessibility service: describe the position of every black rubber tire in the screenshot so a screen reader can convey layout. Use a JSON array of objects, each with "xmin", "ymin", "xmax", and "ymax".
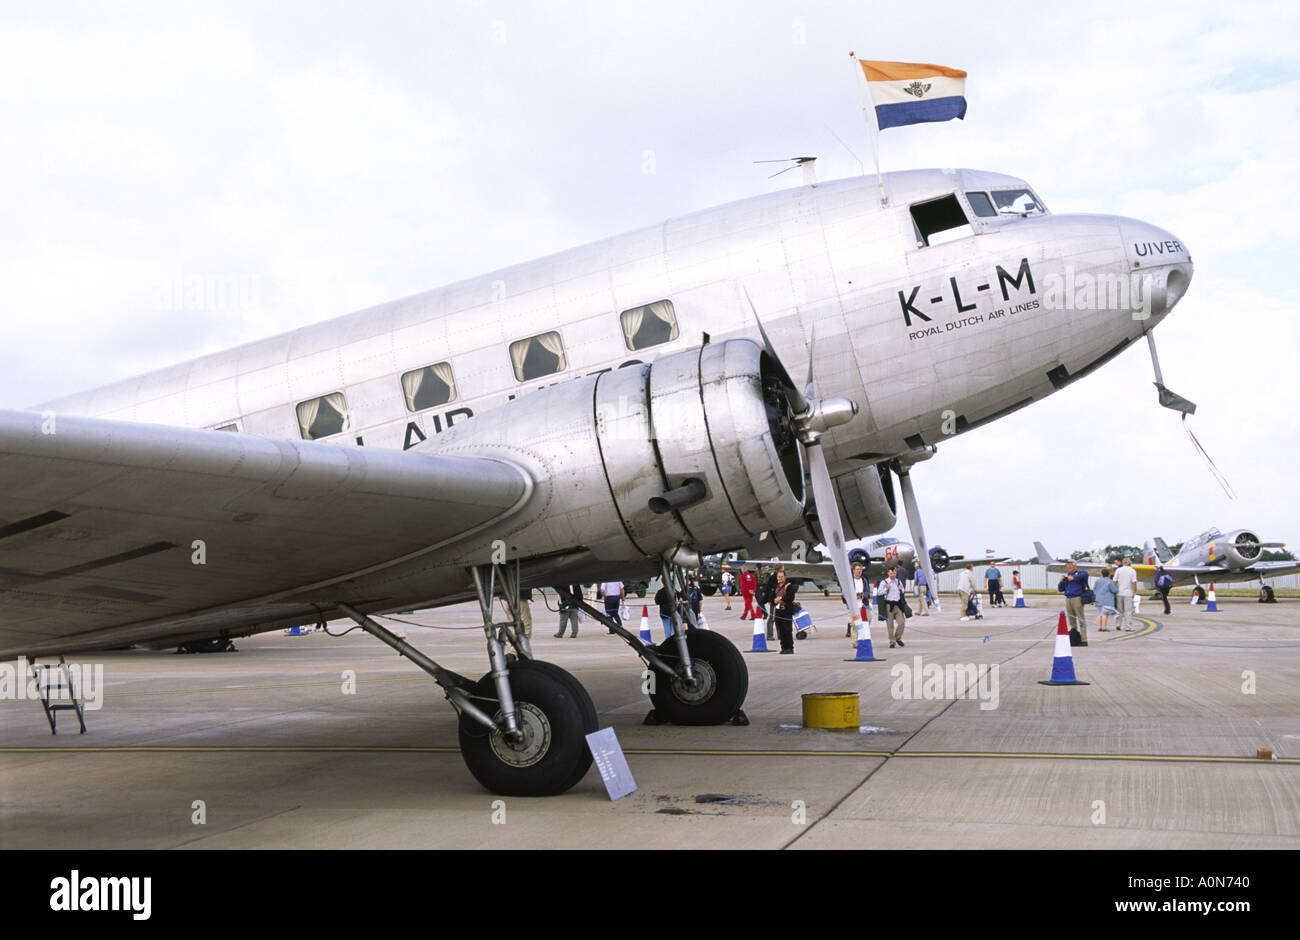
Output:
[
  {"xmin": 1192, "ymin": 585, "xmax": 1206, "ymax": 604},
  {"xmin": 649, "ymin": 630, "xmax": 748, "ymax": 725},
  {"xmin": 1260, "ymin": 585, "xmax": 1275, "ymax": 603},
  {"xmin": 457, "ymin": 659, "xmax": 597, "ymax": 796},
  {"xmin": 701, "ymin": 584, "xmax": 717, "ymax": 596}
]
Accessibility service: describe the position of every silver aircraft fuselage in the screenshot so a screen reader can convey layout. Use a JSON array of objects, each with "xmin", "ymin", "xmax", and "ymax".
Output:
[{"xmin": 37, "ymin": 168, "xmax": 1193, "ymax": 601}]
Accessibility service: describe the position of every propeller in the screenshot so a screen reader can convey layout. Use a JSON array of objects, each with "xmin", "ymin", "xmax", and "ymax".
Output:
[{"xmin": 745, "ymin": 291, "xmax": 862, "ymax": 625}]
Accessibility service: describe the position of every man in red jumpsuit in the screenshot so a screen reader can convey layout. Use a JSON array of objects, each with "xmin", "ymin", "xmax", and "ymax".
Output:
[{"xmin": 739, "ymin": 567, "xmax": 758, "ymax": 619}]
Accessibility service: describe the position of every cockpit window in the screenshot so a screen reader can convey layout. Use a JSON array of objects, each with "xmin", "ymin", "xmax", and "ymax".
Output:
[
  {"xmin": 991, "ymin": 189, "xmax": 1046, "ymax": 216},
  {"xmin": 909, "ymin": 194, "xmax": 973, "ymax": 247},
  {"xmin": 966, "ymin": 192, "xmax": 998, "ymax": 218}
]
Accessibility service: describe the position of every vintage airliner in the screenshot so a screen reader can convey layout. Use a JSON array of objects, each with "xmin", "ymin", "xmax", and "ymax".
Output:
[{"xmin": 0, "ymin": 167, "xmax": 1192, "ymax": 794}]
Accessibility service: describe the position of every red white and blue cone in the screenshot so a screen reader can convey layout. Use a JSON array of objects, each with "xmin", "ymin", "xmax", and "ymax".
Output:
[
  {"xmin": 1038, "ymin": 611, "xmax": 1090, "ymax": 686},
  {"xmin": 638, "ymin": 606, "xmax": 653, "ymax": 644},
  {"xmin": 1205, "ymin": 583, "xmax": 1219, "ymax": 612},
  {"xmin": 1014, "ymin": 586, "xmax": 1026, "ymax": 608},
  {"xmin": 845, "ymin": 606, "xmax": 883, "ymax": 662},
  {"xmin": 747, "ymin": 614, "xmax": 770, "ymax": 652}
]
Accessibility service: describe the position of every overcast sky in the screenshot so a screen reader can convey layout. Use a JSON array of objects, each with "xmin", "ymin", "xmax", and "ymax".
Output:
[{"xmin": 1, "ymin": 1, "xmax": 1296, "ymax": 559}]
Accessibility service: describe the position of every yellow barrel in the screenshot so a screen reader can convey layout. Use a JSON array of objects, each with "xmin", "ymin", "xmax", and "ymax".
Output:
[{"xmin": 801, "ymin": 692, "xmax": 860, "ymax": 730}]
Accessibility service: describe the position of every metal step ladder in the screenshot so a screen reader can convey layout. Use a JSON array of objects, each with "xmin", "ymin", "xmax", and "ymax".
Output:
[{"xmin": 29, "ymin": 656, "xmax": 87, "ymax": 734}]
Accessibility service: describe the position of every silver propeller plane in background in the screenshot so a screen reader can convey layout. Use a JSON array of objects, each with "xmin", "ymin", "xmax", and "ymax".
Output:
[
  {"xmin": 0, "ymin": 167, "xmax": 1192, "ymax": 794},
  {"xmin": 1036, "ymin": 529, "xmax": 1297, "ymax": 603}
]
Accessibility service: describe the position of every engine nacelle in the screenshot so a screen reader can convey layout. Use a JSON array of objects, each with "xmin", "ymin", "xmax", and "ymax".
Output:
[
  {"xmin": 426, "ymin": 339, "xmax": 807, "ymax": 562},
  {"xmin": 1215, "ymin": 530, "xmax": 1262, "ymax": 566},
  {"xmin": 929, "ymin": 546, "xmax": 951, "ymax": 572},
  {"xmin": 832, "ymin": 464, "xmax": 898, "ymax": 541}
]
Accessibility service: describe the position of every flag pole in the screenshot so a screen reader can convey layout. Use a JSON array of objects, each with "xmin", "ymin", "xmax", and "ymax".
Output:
[{"xmin": 849, "ymin": 52, "xmax": 888, "ymax": 207}]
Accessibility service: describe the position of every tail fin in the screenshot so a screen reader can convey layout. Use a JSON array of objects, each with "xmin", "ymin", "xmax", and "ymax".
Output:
[
  {"xmin": 1033, "ymin": 541, "xmax": 1055, "ymax": 566},
  {"xmin": 1153, "ymin": 538, "xmax": 1173, "ymax": 563}
]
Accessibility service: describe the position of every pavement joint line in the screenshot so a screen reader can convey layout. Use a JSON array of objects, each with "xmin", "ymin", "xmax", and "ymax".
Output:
[
  {"xmin": 0, "ymin": 745, "xmax": 1295, "ymax": 764},
  {"xmin": 0, "ymin": 674, "xmax": 428, "ymax": 704}
]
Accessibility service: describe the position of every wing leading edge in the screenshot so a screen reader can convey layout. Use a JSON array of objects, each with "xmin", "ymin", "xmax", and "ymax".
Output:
[{"xmin": 0, "ymin": 410, "xmax": 532, "ymax": 656}]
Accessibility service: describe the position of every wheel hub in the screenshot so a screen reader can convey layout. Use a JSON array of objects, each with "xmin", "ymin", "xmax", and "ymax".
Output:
[
  {"xmin": 671, "ymin": 658, "xmax": 716, "ymax": 704},
  {"xmin": 489, "ymin": 702, "xmax": 552, "ymax": 768}
]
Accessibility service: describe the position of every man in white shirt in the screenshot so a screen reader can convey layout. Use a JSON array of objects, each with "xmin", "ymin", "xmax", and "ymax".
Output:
[
  {"xmin": 1114, "ymin": 558, "xmax": 1138, "ymax": 632},
  {"xmin": 881, "ymin": 565, "xmax": 908, "ymax": 648},
  {"xmin": 846, "ymin": 562, "xmax": 869, "ymax": 636},
  {"xmin": 956, "ymin": 565, "xmax": 976, "ymax": 621},
  {"xmin": 599, "ymin": 580, "xmax": 625, "ymax": 634}
]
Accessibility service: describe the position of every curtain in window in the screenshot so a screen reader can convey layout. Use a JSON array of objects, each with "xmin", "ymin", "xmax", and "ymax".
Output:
[
  {"xmin": 621, "ymin": 306, "xmax": 645, "ymax": 347},
  {"xmin": 296, "ymin": 398, "xmax": 321, "ymax": 439},
  {"xmin": 536, "ymin": 331, "xmax": 565, "ymax": 367},
  {"xmin": 401, "ymin": 369, "xmax": 425, "ymax": 411},
  {"xmin": 509, "ymin": 338, "xmax": 532, "ymax": 379},
  {"xmin": 430, "ymin": 361, "xmax": 454, "ymax": 394}
]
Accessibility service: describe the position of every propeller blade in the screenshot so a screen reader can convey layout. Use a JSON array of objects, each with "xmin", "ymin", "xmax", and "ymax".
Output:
[
  {"xmin": 806, "ymin": 440, "xmax": 860, "ymax": 624},
  {"xmin": 744, "ymin": 289, "xmax": 810, "ymax": 415},
  {"xmin": 896, "ymin": 465, "xmax": 940, "ymax": 612},
  {"xmin": 804, "ymin": 323, "xmax": 817, "ymax": 402}
]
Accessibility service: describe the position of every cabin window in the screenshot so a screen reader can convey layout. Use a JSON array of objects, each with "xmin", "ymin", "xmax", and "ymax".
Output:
[
  {"xmin": 296, "ymin": 392, "xmax": 349, "ymax": 440},
  {"xmin": 509, "ymin": 331, "xmax": 567, "ymax": 381},
  {"xmin": 909, "ymin": 194, "xmax": 973, "ymax": 247},
  {"xmin": 212, "ymin": 422, "xmax": 239, "ymax": 432},
  {"xmin": 991, "ymin": 189, "xmax": 1046, "ymax": 216},
  {"xmin": 966, "ymin": 191, "xmax": 998, "ymax": 218},
  {"xmin": 401, "ymin": 362, "xmax": 456, "ymax": 411},
  {"xmin": 620, "ymin": 300, "xmax": 679, "ymax": 351}
]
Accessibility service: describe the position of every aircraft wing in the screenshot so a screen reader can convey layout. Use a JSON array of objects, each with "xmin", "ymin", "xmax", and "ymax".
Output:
[
  {"xmin": 768, "ymin": 560, "xmax": 837, "ymax": 584},
  {"xmin": 1154, "ymin": 561, "xmax": 1300, "ymax": 583},
  {"xmin": 0, "ymin": 410, "xmax": 532, "ymax": 657}
]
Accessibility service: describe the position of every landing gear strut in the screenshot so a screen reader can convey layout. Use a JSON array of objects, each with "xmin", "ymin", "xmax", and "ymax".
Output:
[
  {"xmin": 337, "ymin": 560, "xmax": 598, "ymax": 797},
  {"xmin": 559, "ymin": 558, "xmax": 749, "ymax": 726}
]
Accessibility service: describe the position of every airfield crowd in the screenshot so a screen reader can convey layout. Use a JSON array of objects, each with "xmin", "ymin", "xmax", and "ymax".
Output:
[{"xmin": 521, "ymin": 554, "xmax": 1174, "ymax": 654}]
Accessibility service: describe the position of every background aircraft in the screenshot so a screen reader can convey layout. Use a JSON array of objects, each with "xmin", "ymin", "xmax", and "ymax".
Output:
[{"xmin": 1035, "ymin": 530, "xmax": 1298, "ymax": 601}]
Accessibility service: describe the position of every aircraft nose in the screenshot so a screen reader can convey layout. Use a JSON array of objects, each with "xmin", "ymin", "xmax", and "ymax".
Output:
[{"xmin": 1121, "ymin": 219, "xmax": 1193, "ymax": 316}]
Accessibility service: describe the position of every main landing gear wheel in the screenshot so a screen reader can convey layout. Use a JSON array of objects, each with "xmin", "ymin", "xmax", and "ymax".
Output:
[
  {"xmin": 1260, "ymin": 585, "xmax": 1275, "ymax": 603},
  {"xmin": 649, "ymin": 630, "xmax": 748, "ymax": 725},
  {"xmin": 1192, "ymin": 585, "xmax": 1206, "ymax": 605},
  {"xmin": 457, "ymin": 659, "xmax": 597, "ymax": 796}
]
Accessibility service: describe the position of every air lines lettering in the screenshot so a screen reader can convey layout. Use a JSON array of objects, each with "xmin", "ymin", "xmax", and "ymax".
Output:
[{"xmin": 901, "ymin": 258, "xmax": 1037, "ymax": 341}]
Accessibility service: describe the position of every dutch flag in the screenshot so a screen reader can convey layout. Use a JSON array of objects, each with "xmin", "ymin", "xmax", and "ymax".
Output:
[{"xmin": 858, "ymin": 59, "xmax": 967, "ymax": 131}]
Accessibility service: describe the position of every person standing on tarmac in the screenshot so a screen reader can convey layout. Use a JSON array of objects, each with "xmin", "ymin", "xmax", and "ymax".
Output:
[
  {"xmin": 1058, "ymin": 561, "xmax": 1090, "ymax": 645},
  {"xmin": 1155, "ymin": 566, "xmax": 1174, "ymax": 615},
  {"xmin": 957, "ymin": 564, "xmax": 977, "ymax": 621},
  {"xmin": 739, "ymin": 566, "xmax": 758, "ymax": 620},
  {"xmin": 771, "ymin": 565, "xmax": 799, "ymax": 654},
  {"xmin": 881, "ymin": 564, "xmax": 909, "ymax": 648}
]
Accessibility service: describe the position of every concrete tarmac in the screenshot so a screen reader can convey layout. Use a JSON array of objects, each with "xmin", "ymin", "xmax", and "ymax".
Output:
[{"xmin": 1, "ymin": 591, "xmax": 1297, "ymax": 849}]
